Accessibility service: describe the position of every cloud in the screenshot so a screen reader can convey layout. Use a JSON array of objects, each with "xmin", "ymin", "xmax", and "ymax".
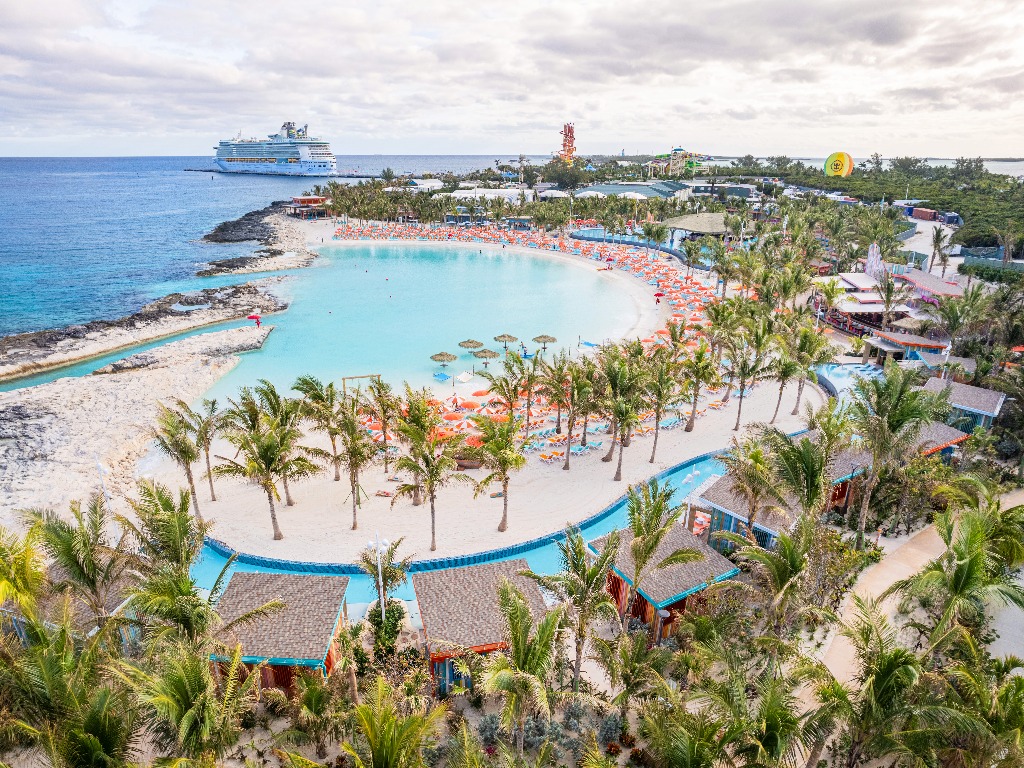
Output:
[{"xmin": 0, "ymin": 0, "xmax": 1021, "ymax": 156}]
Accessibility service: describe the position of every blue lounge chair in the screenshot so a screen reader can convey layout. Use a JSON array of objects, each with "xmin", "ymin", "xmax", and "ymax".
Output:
[{"xmin": 433, "ymin": 372, "xmax": 451, "ymax": 382}]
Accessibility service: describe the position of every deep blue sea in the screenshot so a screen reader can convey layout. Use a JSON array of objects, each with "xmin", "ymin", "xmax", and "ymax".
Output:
[{"xmin": 0, "ymin": 155, "xmax": 546, "ymax": 337}]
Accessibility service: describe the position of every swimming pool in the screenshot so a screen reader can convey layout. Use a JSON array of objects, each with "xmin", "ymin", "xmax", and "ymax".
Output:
[
  {"xmin": 191, "ymin": 450, "xmax": 727, "ymax": 605},
  {"xmin": 815, "ymin": 362, "xmax": 884, "ymax": 400}
]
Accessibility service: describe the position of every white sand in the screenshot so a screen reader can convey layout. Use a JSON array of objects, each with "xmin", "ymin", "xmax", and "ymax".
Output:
[
  {"xmin": 0, "ymin": 326, "xmax": 271, "ymax": 524},
  {"xmin": 138, "ymin": 382, "xmax": 823, "ymax": 561}
]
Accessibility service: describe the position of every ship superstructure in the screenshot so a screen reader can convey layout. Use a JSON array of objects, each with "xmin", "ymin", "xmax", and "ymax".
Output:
[{"xmin": 214, "ymin": 122, "xmax": 336, "ymax": 175}]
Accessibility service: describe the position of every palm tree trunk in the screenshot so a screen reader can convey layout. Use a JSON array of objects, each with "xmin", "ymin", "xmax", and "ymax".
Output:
[
  {"xmin": 573, "ymin": 630, "xmax": 585, "ymax": 692},
  {"xmin": 382, "ymin": 426, "xmax": 391, "ymax": 473},
  {"xmin": 204, "ymin": 448, "xmax": 217, "ymax": 502},
  {"xmin": 555, "ymin": 404, "xmax": 562, "ymax": 434},
  {"xmin": 649, "ymin": 411, "xmax": 661, "ymax": 463},
  {"xmin": 603, "ymin": 418, "xmax": 617, "ymax": 462},
  {"xmin": 581, "ymin": 414, "xmax": 589, "ymax": 447},
  {"xmin": 563, "ymin": 415, "xmax": 575, "ymax": 470},
  {"xmin": 621, "ymin": 586, "xmax": 635, "ymax": 633},
  {"xmin": 185, "ymin": 468, "xmax": 203, "ymax": 523},
  {"xmin": 686, "ymin": 389, "xmax": 699, "ymax": 432},
  {"xmin": 722, "ymin": 371, "xmax": 735, "ymax": 403},
  {"xmin": 855, "ymin": 471, "xmax": 878, "ymax": 550},
  {"xmin": 267, "ymin": 489, "xmax": 284, "ymax": 540},
  {"xmin": 733, "ymin": 385, "xmax": 746, "ymax": 431},
  {"xmin": 282, "ymin": 473, "xmax": 295, "ymax": 506},
  {"xmin": 614, "ymin": 427, "xmax": 627, "ymax": 481},
  {"xmin": 771, "ymin": 380, "xmax": 786, "ymax": 423},
  {"xmin": 516, "ymin": 715, "xmax": 526, "ymax": 756},
  {"xmin": 347, "ymin": 662, "xmax": 360, "ymax": 705},
  {"xmin": 791, "ymin": 378, "xmax": 806, "ymax": 416},
  {"xmin": 350, "ymin": 471, "xmax": 359, "ymax": 530},
  {"xmin": 497, "ymin": 478, "xmax": 511, "ymax": 532},
  {"xmin": 330, "ymin": 437, "xmax": 341, "ymax": 481},
  {"xmin": 429, "ymin": 493, "xmax": 437, "ymax": 551}
]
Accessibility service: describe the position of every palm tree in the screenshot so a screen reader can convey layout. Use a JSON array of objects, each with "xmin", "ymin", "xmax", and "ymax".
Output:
[
  {"xmin": 726, "ymin": 320, "xmax": 772, "ymax": 431},
  {"xmin": 592, "ymin": 631, "xmax": 672, "ymax": 722},
  {"xmin": 337, "ymin": 393, "xmax": 379, "ymax": 530},
  {"xmin": 481, "ymin": 580, "xmax": 564, "ymax": 756},
  {"xmin": 293, "ymin": 375, "xmax": 346, "ymax": 481},
  {"xmin": 472, "ymin": 415, "xmax": 527, "ymax": 532},
  {"xmin": 644, "ymin": 350, "xmax": 683, "ymax": 463},
  {"xmin": 611, "ymin": 394, "xmax": 642, "ymax": 481},
  {"xmin": 125, "ymin": 479, "xmax": 209, "ymax": 577},
  {"xmin": 214, "ymin": 420, "xmax": 321, "ymax": 540},
  {"xmin": 119, "ymin": 642, "xmax": 261, "ymax": 767},
  {"xmin": 279, "ymin": 670, "xmax": 348, "ymax": 758},
  {"xmin": 848, "ymin": 363, "xmax": 942, "ymax": 548},
  {"xmin": 804, "ymin": 595, "xmax": 982, "ymax": 768},
  {"xmin": 343, "ymin": 676, "xmax": 446, "ymax": 768},
  {"xmin": 151, "ymin": 402, "xmax": 204, "ymax": 522},
  {"xmin": 679, "ymin": 341, "xmax": 720, "ymax": 432},
  {"xmin": 395, "ymin": 385, "xmax": 443, "ymax": 507},
  {"xmin": 993, "ymin": 222, "xmax": 1019, "ymax": 268},
  {"xmin": 876, "ymin": 271, "xmax": 914, "ymax": 331},
  {"xmin": 254, "ymin": 379, "xmax": 314, "ymax": 507},
  {"xmin": 23, "ymin": 493, "xmax": 134, "ymax": 628},
  {"xmin": 508, "ymin": 352, "xmax": 543, "ymax": 439},
  {"xmin": 0, "ymin": 609, "xmax": 142, "ymax": 768},
  {"xmin": 929, "ymin": 225, "xmax": 949, "ymax": 273},
  {"xmin": 561, "ymin": 362, "xmax": 594, "ymax": 471},
  {"xmin": 619, "ymin": 479, "xmax": 704, "ymax": 632},
  {"xmin": 641, "ymin": 694, "xmax": 741, "ymax": 768},
  {"xmin": 789, "ymin": 326, "xmax": 837, "ymax": 416},
  {"xmin": 522, "ymin": 526, "xmax": 619, "ymax": 691},
  {"xmin": 761, "ymin": 428, "xmax": 830, "ymax": 518},
  {"xmin": 769, "ymin": 354, "xmax": 801, "ymax": 424},
  {"xmin": 174, "ymin": 398, "xmax": 223, "ymax": 502},
  {"xmin": 721, "ymin": 436, "xmax": 785, "ymax": 543},
  {"xmin": 884, "ymin": 509, "xmax": 1024, "ymax": 640},
  {"xmin": 363, "ymin": 378, "xmax": 402, "ymax": 473},
  {"xmin": 0, "ymin": 523, "xmax": 47, "ymax": 615},
  {"xmin": 356, "ymin": 537, "xmax": 412, "ymax": 607},
  {"xmin": 392, "ymin": 430, "xmax": 471, "ymax": 551},
  {"xmin": 539, "ymin": 350, "xmax": 570, "ymax": 434}
]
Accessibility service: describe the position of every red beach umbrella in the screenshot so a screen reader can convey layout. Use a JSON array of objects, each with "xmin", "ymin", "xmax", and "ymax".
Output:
[
  {"xmin": 247, "ymin": 314, "xmax": 261, "ymax": 320},
  {"xmin": 654, "ymin": 292, "xmax": 665, "ymax": 297}
]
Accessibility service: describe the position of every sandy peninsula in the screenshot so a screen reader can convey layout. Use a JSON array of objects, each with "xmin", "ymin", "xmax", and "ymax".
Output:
[{"xmin": 0, "ymin": 326, "xmax": 271, "ymax": 522}]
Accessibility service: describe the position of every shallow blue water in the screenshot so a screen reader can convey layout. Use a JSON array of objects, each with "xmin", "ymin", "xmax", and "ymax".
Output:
[
  {"xmin": 203, "ymin": 242, "xmax": 641, "ymax": 399},
  {"xmin": 192, "ymin": 452, "xmax": 726, "ymax": 603},
  {"xmin": 815, "ymin": 362, "xmax": 884, "ymax": 401}
]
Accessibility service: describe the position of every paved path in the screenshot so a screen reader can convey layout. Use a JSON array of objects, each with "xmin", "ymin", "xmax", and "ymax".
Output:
[
  {"xmin": 821, "ymin": 488, "xmax": 1024, "ymax": 679},
  {"xmin": 819, "ymin": 525, "xmax": 944, "ymax": 682}
]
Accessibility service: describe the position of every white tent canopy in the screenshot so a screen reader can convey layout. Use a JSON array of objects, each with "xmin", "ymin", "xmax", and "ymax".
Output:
[
  {"xmin": 538, "ymin": 189, "xmax": 569, "ymax": 199},
  {"xmin": 576, "ymin": 190, "xmax": 606, "ymax": 198}
]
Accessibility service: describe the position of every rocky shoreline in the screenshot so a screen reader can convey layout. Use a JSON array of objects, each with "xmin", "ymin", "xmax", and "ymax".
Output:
[
  {"xmin": 0, "ymin": 281, "xmax": 286, "ymax": 382},
  {"xmin": 197, "ymin": 202, "xmax": 320, "ymax": 276}
]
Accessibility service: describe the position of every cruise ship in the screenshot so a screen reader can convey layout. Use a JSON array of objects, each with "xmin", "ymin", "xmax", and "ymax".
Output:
[{"xmin": 214, "ymin": 122, "xmax": 337, "ymax": 175}]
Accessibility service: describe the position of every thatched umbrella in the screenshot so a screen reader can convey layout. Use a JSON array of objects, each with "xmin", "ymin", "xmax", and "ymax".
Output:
[
  {"xmin": 431, "ymin": 352, "xmax": 457, "ymax": 367},
  {"xmin": 459, "ymin": 339, "xmax": 483, "ymax": 351},
  {"xmin": 473, "ymin": 349, "xmax": 500, "ymax": 368},
  {"xmin": 533, "ymin": 334, "xmax": 557, "ymax": 352},
  {"xmin": 494, "ymin": 333, "xmax": 518, "ymax": 351}
]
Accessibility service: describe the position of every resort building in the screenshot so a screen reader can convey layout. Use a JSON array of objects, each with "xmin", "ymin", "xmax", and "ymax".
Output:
[
  {"xmin": 213, "ymin": 572, "xmax": 350, "ymax": 691},
  {"xmin": 411, "ymin": 560, "xmax": 546, "ymax": 695},
  {"xmin": 588, "ymin": 526, "xmax": 738, "ymax": 641},
  {"xmin": 894, "ymin": 268, "xmax": 965, "ymax": 302},
  {"xmin": 860, "ymin": 331, "xmax": 946, "ymax": 363},
  {"xmin": 917, "ymin": 421, "xmax": 971, "ymax": 458},
  {"xmin": 572, "ymin": 181, "xmax": 693, "ymax": 200},
  {"xmin": 921, "ymin": 378, "xmax": 1006, "ymax": 431},
  {"xmin": 283, "ymin": 195, "xmax": 329, "ymax": 219}
]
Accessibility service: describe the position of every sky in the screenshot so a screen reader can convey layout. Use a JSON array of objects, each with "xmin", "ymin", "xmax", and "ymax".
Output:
[{"xmin": 2, "ymin": 0, "xmax": 1022, "ymax": 158}]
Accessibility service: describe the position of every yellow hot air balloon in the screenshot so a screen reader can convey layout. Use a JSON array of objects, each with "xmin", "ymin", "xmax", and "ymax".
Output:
[{"xmin": 824, "ymin": 152, "xmax": 854, "ymax": 177}]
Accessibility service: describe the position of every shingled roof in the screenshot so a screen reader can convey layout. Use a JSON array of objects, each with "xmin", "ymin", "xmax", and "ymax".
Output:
[
  {"xmin": 922, "ymin": 378, "xmax": 1005, "ymax": 417},
  {"xmin": 916, "ymin": 421, "xmax": 970, "ymax": 455},
  {"xmin": 589, "ymin": 525, "xmax": 738, "ymax": 608},
  {"xmin": 412, "ymin": 559, "xmax": 546, "ymax": 653},
  {"xmin": 215, "ymin": 573, "xmax": 349, "ymax": 664},
  {"xmin": 896, "ymin": 269, "xmax": 965, "ymax": 298}
]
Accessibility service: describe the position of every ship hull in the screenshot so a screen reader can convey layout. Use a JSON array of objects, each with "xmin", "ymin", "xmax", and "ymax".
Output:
[{"xmin": 212, "ymin": 159, "xmax": 337, "ymax": 176}]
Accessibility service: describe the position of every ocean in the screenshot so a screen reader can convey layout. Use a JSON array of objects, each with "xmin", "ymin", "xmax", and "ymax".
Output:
[{"xmin": 0, "ymin": 155, "xmax": 546, "ymax": 337}]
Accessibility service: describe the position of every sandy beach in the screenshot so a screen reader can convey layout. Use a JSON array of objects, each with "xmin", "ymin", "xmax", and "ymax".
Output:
[{"xmin": 1, "ymin": 210, "xmax": 820, "ymax": 568}]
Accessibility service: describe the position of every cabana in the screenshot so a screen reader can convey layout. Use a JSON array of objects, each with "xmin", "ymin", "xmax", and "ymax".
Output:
[
  {"xmin": 412, "ymin": 559, "xmax": 546, "ymax": 695},
  {"xmin": 214, "ymin": 573, "xmax": 350, "ymax": 691},
  {"xmin": 921, "ymin": 378, "xmax": 1005, "ymax": 430},
  {"xmin": 861, "ymin": 331, "xmax": 946, "ymax": 363},
  {"xmin": 895, "ymin": 269, "xmax": 965, "ymax": 301},
  {"xmin": 588, "ymin": 526, "xmax": 738, "ymax": 641},
  {"xmin": 662, "ymin": 212, "xmax": 728, "ymax": 238}
]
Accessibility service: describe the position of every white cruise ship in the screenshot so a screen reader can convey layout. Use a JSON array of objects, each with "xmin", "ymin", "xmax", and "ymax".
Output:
[{"xmin": 214, "ymin": 122, "xmax": 337, "ymax": 176}]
